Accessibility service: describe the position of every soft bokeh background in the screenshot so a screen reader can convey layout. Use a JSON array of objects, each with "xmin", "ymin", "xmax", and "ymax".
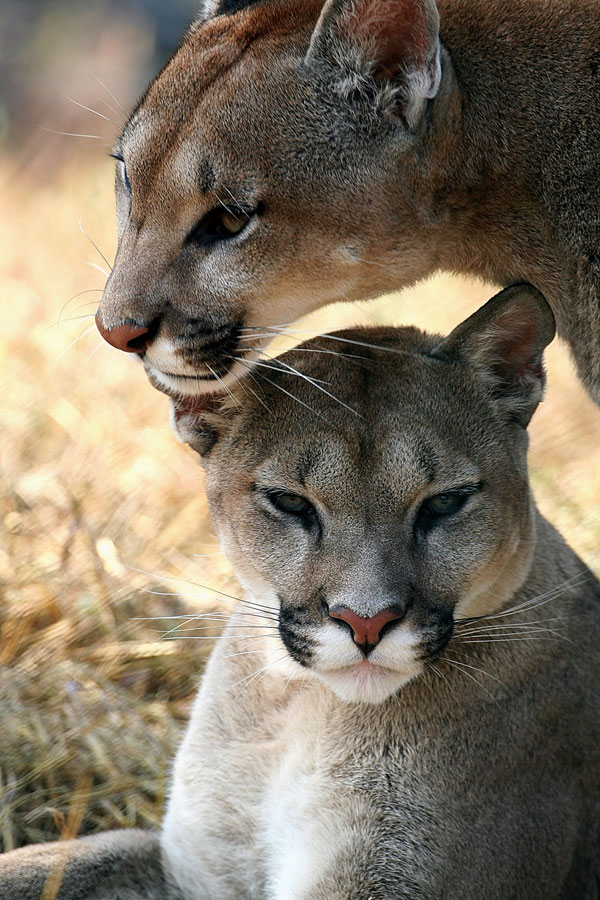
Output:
[{"xmin": 1, "ymin": 0, "xmax": 599, "ymax": 851}]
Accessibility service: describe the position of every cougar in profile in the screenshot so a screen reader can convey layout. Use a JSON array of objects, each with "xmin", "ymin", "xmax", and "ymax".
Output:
[
  {"xmin": 96, "ymin": 0, "xmax": 600, "ymax": 406},
  {"xmin": 5, "ymin": 284, "xmax": 599, "ymax": 897}
]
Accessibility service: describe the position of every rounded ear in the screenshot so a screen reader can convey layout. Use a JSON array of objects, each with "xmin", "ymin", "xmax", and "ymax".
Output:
[
  {"xmin": 198, "ymin": 0, "xmax": 261, "ymax": 22},
  {"xmin": 169, "ymin": 394, "xmax": 237, "ymax": 457},
  {"xmin": 306, "ymin": 0, "xmax": 441, "ymax": 129},
  {"xmin": 432, "ymin": 284, "xmax": 556, "ymax": 427}
]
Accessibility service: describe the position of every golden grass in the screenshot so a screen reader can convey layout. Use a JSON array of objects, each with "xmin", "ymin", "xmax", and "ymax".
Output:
[{"xmin": 1, "ymin": 156, "xmax": 599, "ymax": 850}]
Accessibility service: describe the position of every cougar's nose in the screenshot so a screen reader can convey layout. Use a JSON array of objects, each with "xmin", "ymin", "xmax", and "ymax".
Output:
[
  {"xmin": 329, "ymin": 606, "xmax": 406, "ymax": 655},
  {"xmin": 95, "ymin": 313, "xmax": 160, "ymax": 354}
]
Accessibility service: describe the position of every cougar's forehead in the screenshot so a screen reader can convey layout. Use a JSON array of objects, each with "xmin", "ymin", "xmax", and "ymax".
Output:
[
  {"xmin": 212, "ymin": 329, "xmax": 494, "ymax": 503},
  {"xmin": 121, "ymin": 1, "xmax": 321, "ymax": 189}
]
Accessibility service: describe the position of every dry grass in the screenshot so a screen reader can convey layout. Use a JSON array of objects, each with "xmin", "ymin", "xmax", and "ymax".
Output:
[{"xmin": 1, "ymin": 155, "xmax": 599, "ymax": 851}]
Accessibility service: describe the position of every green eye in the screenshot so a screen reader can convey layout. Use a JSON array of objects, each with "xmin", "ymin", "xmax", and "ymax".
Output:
[
  {"xmin": 268, "ymin": 492, "xmax": 313, "ymax": 516},
  {"xmin": 424, "ymin": 492, "xmax": 467, "ymax": 517}
]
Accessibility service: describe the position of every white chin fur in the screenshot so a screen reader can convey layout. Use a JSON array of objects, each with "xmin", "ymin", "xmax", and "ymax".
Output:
[
  {"xmin": 146, "ymin": 363, "xmax": 244, "ymax": 397},
  {"xmin": 315, "ymin": 662, "xmax": 420, "ymax": 705}
]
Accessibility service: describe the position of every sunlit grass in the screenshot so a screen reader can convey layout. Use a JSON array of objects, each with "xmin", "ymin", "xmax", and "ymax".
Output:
[{"xmin": 1, "ymin": 157, "xmax": 598, "ymax": 849}]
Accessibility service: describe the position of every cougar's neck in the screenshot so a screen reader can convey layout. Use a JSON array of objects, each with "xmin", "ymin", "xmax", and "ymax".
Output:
[{"xmin": 413, "ymin": 0, "xmax": 600, "ymax": 327}]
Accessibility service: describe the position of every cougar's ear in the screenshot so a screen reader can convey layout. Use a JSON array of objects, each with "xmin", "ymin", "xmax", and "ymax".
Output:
[
  {"xmin": 306, "ymin": 0, "xmax": 441, "ymax": 129},
  {"xmin": 169, "ymin": 394, "xmax": 238, "ymax": 458},
  {"xmin": 198, "ymin": 0, "xmax": 261, "ymax": 22},
  {"xmin": 432, "ymin": 284, "xmax": 556, "ymax": 427}
]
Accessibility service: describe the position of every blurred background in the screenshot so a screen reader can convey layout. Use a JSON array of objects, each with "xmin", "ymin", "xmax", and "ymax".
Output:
[{"xmin": 1, "ymin": 0, "xmax": 599, "ymax": 852}]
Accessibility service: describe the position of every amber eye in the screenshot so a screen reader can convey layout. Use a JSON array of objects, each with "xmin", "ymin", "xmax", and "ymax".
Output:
[
  {"xmin": 186, "ymin": 203, "xmax": 262, "ymax": 247},
  {"xmin": 219, "ymin": 209, "xmax": 248, "ymax": 234}
]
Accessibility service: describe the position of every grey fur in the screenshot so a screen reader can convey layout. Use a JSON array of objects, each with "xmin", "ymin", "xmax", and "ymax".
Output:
[{"xmin": 0, "ymin": 830, "xmax": 173, "ymax": 899}]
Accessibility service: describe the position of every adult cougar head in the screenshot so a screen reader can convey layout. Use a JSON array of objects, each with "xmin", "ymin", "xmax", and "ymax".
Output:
[
  {"xmin": 173, "ymin": 284, "xmax": 555, "ymax": 703},
  {"xmin": 96, "ymin": 0, "xmax": 451, "ymax": 398}
]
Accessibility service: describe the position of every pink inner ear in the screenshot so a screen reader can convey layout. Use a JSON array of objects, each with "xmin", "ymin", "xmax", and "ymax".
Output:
[
  {"xmin": 338, "ymin": 0, "xmax": 429, "ymax": 73},
  {"xmin": 493, "ymin": 310, "xmax": 540, "ymax": 379}
]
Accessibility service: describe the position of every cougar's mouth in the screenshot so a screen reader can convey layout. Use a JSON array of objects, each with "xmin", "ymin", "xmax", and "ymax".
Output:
[{"xmin": 143, "ymin": 323, "xmax": 247, "ymax": 397}]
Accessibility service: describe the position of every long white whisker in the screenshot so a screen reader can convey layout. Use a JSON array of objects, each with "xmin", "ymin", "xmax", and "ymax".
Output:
[
  {"xmin": 441, "ymin": 659, "xmax": 499, "ymax": 704},
  {"xmin": 93, "ymin": 74, "xmax": 125, "ymax": 111},
  {"xmin": 60, "ymin": 92, "xmax": 112, "ymax": 122},
  {"xmin": 232, "ymin": 654, "xmax": 290, "ymax": 694},
  {"xmin": 124, "ymin": 565, "xmax": 243, "ymax": 604},
  {"xmin": 444, "ymin": 653, "xmax": 508, "ymax": 689},
  {"xmin": 83, "ymin": 260, "xmax": 110, "ymax": 278},
  {"xmin": 39, "ymin": 126, "xmax": 103, "ymax": 139},
  {"xmin": 206, "ymin": 364, "xmax": 240, "ymax": 409},
  {"xmin": 79, "ymin": 217, "xmax": 113, "ymax": 272},
  {"xmin": 254, "ymin": 351, "xmax": 363, "ymax": 419},
  {"xmin": 56, "ymin": 324, "xmax": 96, "ymax": 362},
  {"xmin": 246, "ymin": 366, "xmax": 329, "ymax": 423}
]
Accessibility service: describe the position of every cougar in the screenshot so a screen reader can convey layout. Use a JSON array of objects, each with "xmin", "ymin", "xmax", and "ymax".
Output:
[
  {"xmin": 5, "ymin": 284, "xmax": 599, "ymax": 897},
  {"xmin": 96, "ymin": 0, "xmax": 600, "ymax": 406}
]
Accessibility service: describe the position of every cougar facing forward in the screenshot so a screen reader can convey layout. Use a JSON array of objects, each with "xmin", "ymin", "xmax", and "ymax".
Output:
[
  {"xmin": 6, "ymin": 285, "xmax": 597, "ymax": 898},
  {"xmin": 97, "ymin": 0, "xmax": 600, "ymax": 406}
]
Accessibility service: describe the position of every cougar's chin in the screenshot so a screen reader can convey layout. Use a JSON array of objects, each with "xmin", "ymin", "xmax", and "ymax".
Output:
[
  {"xmin": 315, "ymin": 661, "xmax": 420, "ymax": 705},
  {"xmin": 144, "ymin": 358, "xmax": 249, "ymax": 398}
]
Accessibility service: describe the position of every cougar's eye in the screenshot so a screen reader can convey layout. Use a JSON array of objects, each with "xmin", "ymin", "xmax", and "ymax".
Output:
[
  {"xmin": 415, "ymin": 484, "xmax": 483, "ymax": 533},
  {"xmin": 186, "ymin": 203, "xmax": 263, "ymax": 247},
  {"xmin": 267, "ymin": 491, "xmax": 314, "ymax": 517},
  {"xmin": 425, "ymin": 493, "xmax": 466, "ymax": 516},
  {"xmin": 111, "ymin": 151, "xmax": 131, "ymax": 194},
  {"xmin": 219, "ymin": 209, "xmax": 247, "ymax": 234}
]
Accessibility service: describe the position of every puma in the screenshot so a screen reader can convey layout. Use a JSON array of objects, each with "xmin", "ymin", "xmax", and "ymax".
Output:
[
  {"xmin": 96, "ymin": 0, "xmax": 600, "ymax": 405},
  {"xmin": 5, "ymin": 285, "xmax": 599, "ymax": 897}
]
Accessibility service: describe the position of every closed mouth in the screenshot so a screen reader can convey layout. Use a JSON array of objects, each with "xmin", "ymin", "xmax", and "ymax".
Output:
[{"xmin": 160, "ymin": 371, "xmax": 222, "ymax": 381}]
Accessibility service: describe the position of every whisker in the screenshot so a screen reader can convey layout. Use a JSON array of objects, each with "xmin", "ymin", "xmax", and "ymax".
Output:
[
  {"xmin": 221, "ymin": 184, "xmax": 244, "ymax": 209},
  {"xmin": 79, "ymin": 217, "xmax": 113, "ymax": 272},
  {"xmin": 238, "ymin": 363, "xmax": 329, "ymax": 423},
  {"xmin": 232, "ymin": 654, "xmax": 290, "ymax": 694},
  {"xmin": 206, "ymin": 364, "xmax": 240, "ymax": 409},
  {"xmin": 60, "ymin": 92, "xmax": 112, "ymax": 122},
  {"xmin": 124, "ymin": 565, "xmax": 243, "ymax": 604},
  {"xmin": 443, "ymin": 653, "xmax": 508, "ymax": 689},
  {"xmin": 441, "ymin": 659, "xmax": 499, "ymax": 704},
  {"xmin": 211, "ymin": 191, "xmax": 237, "ymax": 217},
  {"xmin": 428, "ymin": 662, "xmax": 452, "ymax": 689},
  {"xmin": 55, "ymin": 324, "xmax": 96, "ymax": 362},
  {"xmin": 83, "ymin": 261, "xmax": 110, "ymax": 278},
  {"xmin": 57, "ymin": 288, "xmax": 103, "ymax": 324},
  {"xmin": 93, "ymin": 74, "xmax": 125, "ymax": 111},
  {"xmin": 264, "ymin": 327, "xmax": 410, "ymax": 356},
  {"xmin": 39, "ymin": 126, "xmax": 103, "ymax": 139}
]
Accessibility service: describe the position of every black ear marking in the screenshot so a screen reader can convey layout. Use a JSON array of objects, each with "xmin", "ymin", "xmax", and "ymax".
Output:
[{"xmin": 200, "ymin": 0, "xmax": 262, "ymax": 21}]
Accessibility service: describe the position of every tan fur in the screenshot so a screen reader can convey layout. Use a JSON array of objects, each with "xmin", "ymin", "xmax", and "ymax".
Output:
[
  {"xmin": 4, "ymin": 287, "xmax": 599, "ymax": 897},
  {"xmin": 97, "ymin": 0, "xmax": 600, "ymax": 405}
]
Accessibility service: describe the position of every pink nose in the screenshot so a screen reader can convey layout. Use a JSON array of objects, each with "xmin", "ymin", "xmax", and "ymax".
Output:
[
  {"xmin": 329, "ymin": 606, "xmax": 405, "ymax": 653},
  {"xmin": 95, "ymin": 313, "xmax": 153, "ymax": 354}
]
